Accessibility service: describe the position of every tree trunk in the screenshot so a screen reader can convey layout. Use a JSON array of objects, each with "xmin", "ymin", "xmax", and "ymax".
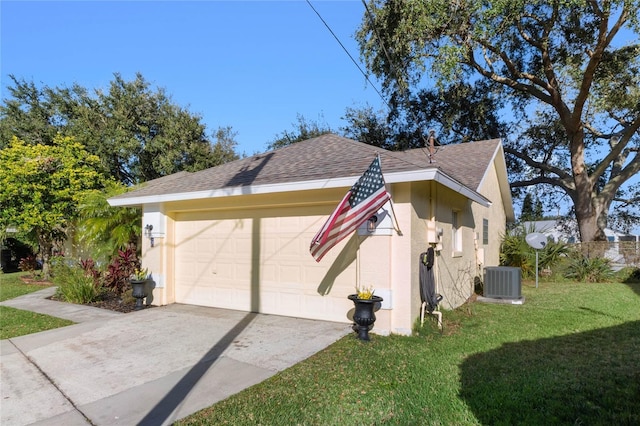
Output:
[
  {"xmin": 576, "ymin": 210, "xmax": 607, "ymax": 242},
  {"xmin": 574, "ymin": 189, "xmax": 608, "ymax": 242},
  {"xmin": 567, "ymin": 122, "xmax": 608, "ymax": 243},
  {"xmin": 37, "ymin": 234, "xmax": 53, "ymax": 280}
]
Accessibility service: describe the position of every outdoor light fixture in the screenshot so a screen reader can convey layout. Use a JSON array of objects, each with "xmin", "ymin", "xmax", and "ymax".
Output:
[
  {"xmin": 144, "ymin": 224, "xmax": 154, "ymax": 247},
  {"xmin": 367, "ymin": 215, "xmax": 378, "ymax": 233}
]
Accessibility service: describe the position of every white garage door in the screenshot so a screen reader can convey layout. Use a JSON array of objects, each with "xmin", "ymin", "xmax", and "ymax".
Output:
[{"xmin": 174, "ymin": 209, "xmax": 356, "ymax": 323}]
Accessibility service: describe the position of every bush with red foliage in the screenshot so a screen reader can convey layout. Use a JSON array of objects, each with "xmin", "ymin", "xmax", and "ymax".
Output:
[
  {"xmin": 18, "ymin": 255, "xmax": 39, "ymax": 273},
  {"xmin": 103, "ymin": 248, "xmax": 140, "ymax": 295}
]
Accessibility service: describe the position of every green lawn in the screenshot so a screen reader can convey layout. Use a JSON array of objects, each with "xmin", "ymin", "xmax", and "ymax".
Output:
[
  {"xmin": 0, "ymin": 271, "xmax": 52, "ymax": 302},
  {"xmin": 0, "ymin": 272, "xmax": 74, "ymax": 339},
  {"xmin": 178, "ymin": 281, "xmax": 640, "ymax": 425}
]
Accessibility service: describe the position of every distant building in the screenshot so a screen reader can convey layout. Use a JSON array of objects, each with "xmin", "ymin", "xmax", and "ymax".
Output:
[
  {"xmin": 522, "ymin": 219, "xmax": 639, "ymax": 268},
  {"xmin": 521, "ymin": 219, "xmax": 578, "ymax": 243}
]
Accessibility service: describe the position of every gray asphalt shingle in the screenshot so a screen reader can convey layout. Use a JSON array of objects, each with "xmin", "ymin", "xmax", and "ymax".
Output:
[{"xmin": 110, "ymin": 134, "xmax": 501, "ymax": 201}]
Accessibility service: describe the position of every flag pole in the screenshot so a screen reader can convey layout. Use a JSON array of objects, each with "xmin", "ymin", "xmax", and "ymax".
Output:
[
  {"xmin": 388, "ymin": 198, "xmax": 403, "ymax": 236},
  {"xmin": 376, "ymin": 153, "xmax": 403, "ymax": 236}
]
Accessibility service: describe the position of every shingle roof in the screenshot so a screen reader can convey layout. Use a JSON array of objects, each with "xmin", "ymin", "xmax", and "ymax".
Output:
[
  {"xmin": 110, "ymin": 134, "xmax": 501, "ymax": 201},
  {"xmin": 402, "ymin": 138, "xmax": 502, "ymax": 190}
]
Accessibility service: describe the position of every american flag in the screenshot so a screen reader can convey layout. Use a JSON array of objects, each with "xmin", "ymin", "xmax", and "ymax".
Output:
[{"xmin": 310, "ymin": 155, "xmax": 391, "ymax": 262}]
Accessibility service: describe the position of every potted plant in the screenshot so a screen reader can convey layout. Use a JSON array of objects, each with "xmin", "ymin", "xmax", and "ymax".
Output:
[
  {"xmin": 348, "ymin": 284, "xmax": 383, "ymax": 341},
  {"xmin": 129, "ymin": 267, "xmax": 149, "ymax": 311}
]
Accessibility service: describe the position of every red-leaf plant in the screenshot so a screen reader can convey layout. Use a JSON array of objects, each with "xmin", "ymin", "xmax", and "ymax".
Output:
[{"xmin": 103, "ymin": 248, "xmax": 140, "ymax": 296}]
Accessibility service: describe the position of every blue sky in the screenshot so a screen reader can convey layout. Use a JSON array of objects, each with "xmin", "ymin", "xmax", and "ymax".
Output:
[
  {"xmin": 1, "ymin": 0, "xmax": 386, "ymax": 155},
  {"xmin": 3, "ymin": 1, "xmax": 639, "ymax": 233}
]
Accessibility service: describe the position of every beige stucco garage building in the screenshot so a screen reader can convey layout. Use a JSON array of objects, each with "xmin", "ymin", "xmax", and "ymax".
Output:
[{"xmin": 109, "ymin": 134, "xmax": 514, "ymax": 335}]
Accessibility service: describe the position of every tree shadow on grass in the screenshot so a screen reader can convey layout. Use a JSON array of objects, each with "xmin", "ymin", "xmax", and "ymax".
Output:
[{"xmin": 460, "ymin": 321, "xmax": 640, "ymax": 425}]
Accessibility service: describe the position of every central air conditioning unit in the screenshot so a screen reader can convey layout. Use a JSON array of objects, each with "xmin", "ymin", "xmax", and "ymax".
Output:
[{"xmin": 483, "ymin": 267, "xmax": 521, "ymax": 299}]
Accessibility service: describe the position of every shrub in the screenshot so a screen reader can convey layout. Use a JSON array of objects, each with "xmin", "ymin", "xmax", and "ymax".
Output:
[
  {"xmin": 103, "ymin": 248, "xmax": 139, "ymax": 295},
  {"xmin": 80, "ymin": 257, "xmax": 101, "ymax": 284},
  {"xmin": 500, "ymin": 224, "xmax": 570, "ymax": 278},
  {"xmin": 1, "ymin": 237, "xmax": 34, "ymax": 272},
  {"xmin": 18, "ymin": 255, "xmax": 38, "ymax": 273},
  {"xmin": 617, "ymin": 267, "xmax": 640, "ymax": 284},
  {"xmin": 564, "ymin": 253, "xmax": 613, "ymax": 283},
  {"xmin": 52, "ymin": 260, "xmax": 101, "ymax": 304},
  {"xmin": 538, "ymin": 240, "xmax": 571, "ymax": 270},
  {"xmin": 500, "ymin": 226, "xmax": 535, "ymax": 277}
]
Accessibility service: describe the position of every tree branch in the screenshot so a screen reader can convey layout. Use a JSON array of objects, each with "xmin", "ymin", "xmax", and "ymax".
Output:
[
  {"xmin": 504, "ymin": 145, "xmax": 572, "ymax": 181},
  {"xmin": 464, "ymin": 43, "xmax": 555, "ymax": 105},
  {"xmin": 613, "ymin": 195, "xmax": 640, "ymax": 207},
  {"xmin": 591, "ymin": 115, "xmax": 640, "ymax": 183},
  {"xmin": 588, "ymin": 0, "xmax": 604, "ymax": 20},
  {"xmin": 597, "ymin": 142, "xmax": 640, "ymax": 205},
  {"xmin": 510, "ymin": 176, "xmax": 574, "ymax": 197},
  {"xmin": 537, "ymin": 3, "xmax": 564, "ymax": 112},
  {"xmin": 574, "ymin": 4, "xmax": 629, "ymax": 116}
]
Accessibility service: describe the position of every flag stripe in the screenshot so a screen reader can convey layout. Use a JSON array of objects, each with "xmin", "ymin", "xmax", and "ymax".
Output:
[
  {"xmin": 312, "ymin": 189, "xmax": 389, "ymax": 249},
  {"xmin": 310, "ymin": 192, "xmax": 351, "ymax": 247},
  {"xmin": 319, "ymin": 189, "xmax": 389, "ymax": 246},
  {"xmin": 310, "ymin": 156, "xmax": 391, "ymax": 262},
  {"xmin": 311, "ymin": 195, "xmax": 389, "ymax": 261},
  {"xmin": 310, "ymin": 181, "xmax": 390, "ymax": 260}
]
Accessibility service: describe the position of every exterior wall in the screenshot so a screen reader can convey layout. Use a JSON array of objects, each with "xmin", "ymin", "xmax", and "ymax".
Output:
[
  {"xmin": 141, "ymin": 187, "xmax": 422, "ymax": 335},
  {"xmin": 432, "ymin": 186, "xmax": 478, "ymax": 309},
  {"xmin": 357, "ymin": 221, "xmax": 393, "ymax": 333},
  {"xmin": 408, "ymin": 181, "xmax": 431, "ymax": 329},
  {"xmin": 139, "ymin": 165, "xmax": 510, "ymax": 334},
  {"xmin": 416, "ymin": 158, "xmax": 509, "ymax": 311},
  {"xmin": 141, "ymin": 203, "xmax": 170, "ymax": 306},
  {"xmin": 388, "ymin": 182, "xmax": 422, "ymax": 335},
  {"xmin": 474, "ymin": 161, "xmax": 508, "ymax": 269},
  {"xmin": 353, "ymin": 181, "xmax": 430, "ymax": 335},
  {"xmin": 145, "ymin": 189, "xmax": 369, "ymax": 323}
]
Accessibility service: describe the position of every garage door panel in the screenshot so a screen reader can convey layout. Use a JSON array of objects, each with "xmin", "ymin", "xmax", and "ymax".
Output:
[
  {"xmin": 211, "ymin": 260, "xmax": 235, "ymax": 281},
  {"xmin": 176, "ymin": 280, "xmax": 251, "ymax": 310},
  {"xmin": 260, "ymin": 263, "xmax": 275, "ymax": 282},
  {"xmin": 262, "ymin": 234, "xmax": 305, "ymax": 260},
  {"xmin": 207, "ymin": 288, "xmax": 249, "ymax": 311},
  {"xmin": 174, "ymin": 212, "xmax": 358, "ymax": 323}
]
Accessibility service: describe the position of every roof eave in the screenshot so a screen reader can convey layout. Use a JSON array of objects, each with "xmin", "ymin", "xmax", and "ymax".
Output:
[
  {"xmin": 107, "ymin": 168, "xmax": 491, "ymax": 208},
  {"xmin": 385, "ymin": 169, "xmax": 491, "ymax": 207},
  {"xmin": 107, "ymin": 175, "xmax": 359, "ymax": 207}
]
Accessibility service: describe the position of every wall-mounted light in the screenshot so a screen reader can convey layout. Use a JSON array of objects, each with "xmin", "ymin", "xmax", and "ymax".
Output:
[
  {"xmin": 144, "ymin": 224, "xmax": 154, "ymax": 247},
  {"xmin": 367, "ymin": 215, "xmax": 378, "ymax": 233}
]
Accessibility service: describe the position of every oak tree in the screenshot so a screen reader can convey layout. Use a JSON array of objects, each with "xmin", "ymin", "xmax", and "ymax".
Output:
[
  {"xmin": 357, "ymin": 0, "xmax": 640, "ymax": 241},
  {"xmin": 1, "ymin": 73, "xmax": 239, "ymax": 185}
]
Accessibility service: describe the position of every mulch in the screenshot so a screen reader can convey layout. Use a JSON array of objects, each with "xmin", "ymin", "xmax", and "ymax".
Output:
[
  {"xmin": 84, "ymin": 292, "xmax": 140, "ymax": 313},
  {"xmin": 19, "ymin": 275, "xmax": 53, "ymax": 286}
]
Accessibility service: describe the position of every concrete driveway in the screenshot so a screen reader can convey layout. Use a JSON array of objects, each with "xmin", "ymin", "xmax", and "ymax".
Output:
[{"xmin": 0, "ymin": 288, "xmax": 351, "ymax": 425}]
